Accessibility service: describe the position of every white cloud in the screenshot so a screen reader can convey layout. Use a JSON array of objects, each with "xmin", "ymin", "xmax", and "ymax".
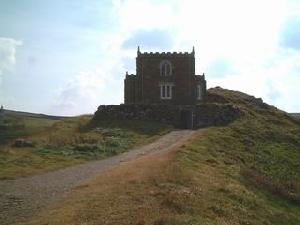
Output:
[
  {"xmin": 209, "ymin": 48, "xmax": 300, "ymax": 112},
  {"xmin": 0, "ymin": 37, "xmax": 22, "ymax": 108},
  {"xmin": 113, "ymin": 0, "xmax": 175, "ymax": 33},
  {"xmin": 0, "ymin": 37, "xmax": 22, "ymax": 78},
  {"xmin": 91, "ymin": 0, "xmax": 300, "ymax": 112},
  {"xmin": 50, "ymin": 68, "xmax": 123, "ymax": 116},
  {"xmin": 6, "ymin": 0, "xmax": 297, "ymax": 115},
  {"xmin": 51, "ymin": 0, "xmax": 300, "ymax": 114}
]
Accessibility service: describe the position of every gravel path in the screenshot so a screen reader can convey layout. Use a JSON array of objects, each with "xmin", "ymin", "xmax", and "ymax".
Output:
[{"xmin": 0, "ymin": 130, "xmax": 196, "ymax": 225}]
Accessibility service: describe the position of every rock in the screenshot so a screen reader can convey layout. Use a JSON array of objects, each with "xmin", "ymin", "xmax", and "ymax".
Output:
[{"xmin": 13, "ymin": 139, "xmax": 35, "ymax": 148}]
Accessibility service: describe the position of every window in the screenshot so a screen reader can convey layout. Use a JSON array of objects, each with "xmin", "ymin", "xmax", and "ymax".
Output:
[
  {"xmin": 160, "ymin": 83, "xmax": 174, "ymax": 99},
  {"xmin": 197, "ymin": 85, "xmax": 202, "ymax": 100},
  {"xmin": 160, "ymin": 60, "xmax": 172, "ymax": 76}
]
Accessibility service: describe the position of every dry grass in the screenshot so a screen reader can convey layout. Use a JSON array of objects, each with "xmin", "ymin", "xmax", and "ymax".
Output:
[
  {"xmin": 22, "ymin": 88, "xmax": 300, "ymax": 225},
  {"xmin": 23, "ymin": 130, "xmax": 300, "ymax": 225},
  {"xmin": 22, "ymin": 132, "xmax": 297, "ymax": 225},
  {"xmin": 18, "ymin": 132, "xmax": 252, "ymax": 225},
  {"xmin": 0, "ymin": 116, "xmax": 172, "ymax": 179},
  {"xmin": 24, "ymin": 148, "xmax": 179, "ymax": 225}
]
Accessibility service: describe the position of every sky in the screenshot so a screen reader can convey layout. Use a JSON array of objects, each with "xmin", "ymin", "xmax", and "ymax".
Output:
[{"xmin": 0, "ymin": 0, "xmax": 300, "ymax": 115}]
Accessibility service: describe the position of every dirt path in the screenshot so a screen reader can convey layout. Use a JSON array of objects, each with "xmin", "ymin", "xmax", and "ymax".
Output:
[{"xmin": 0, "ymin": 130, "xmax": 196, "ymax": 225}]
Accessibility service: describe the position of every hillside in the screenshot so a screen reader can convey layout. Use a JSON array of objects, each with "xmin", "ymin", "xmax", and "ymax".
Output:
[
  {"xmin": 0, "ymin": 109, "xmax": 70, "ymax": 120},
  {"xmin": 290, "ymin": 113, "xmax": 300, "ymax": 120},
  {"xmin": 0, "ymin": 110, "xmax": 172, "ymax": 179},
  {"xmin": 24, "ymin": 87, "xmax": 300, "ymax": 225},
  {"xmin": 0, "ymin": 109, "xmax": 62, "ymax": 145}
]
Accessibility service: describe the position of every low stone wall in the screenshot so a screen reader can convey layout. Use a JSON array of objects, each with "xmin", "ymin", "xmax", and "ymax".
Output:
[
  {"xmin": 92, "ymin": 103, "xmax": 242, "ymax": 129},
  {"xmin": 93, "ymin": 104, "xmax": 181, "ymax": 126},
  {"xmin": 195, "ymin": 103, "xmax": 242, "ymax": 127}
]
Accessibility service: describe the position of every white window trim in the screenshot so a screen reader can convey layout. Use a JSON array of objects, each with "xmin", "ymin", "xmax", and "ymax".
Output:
[
  {"xmin": 197, "ymin": 84, "xmax": 202, "ymax": 100},
  {"xmin": 159, "ymin": 82, "xmax": 174, "ymax": 99},
  {"xmin": 160, "ymin": 60, "xmax": 172, "ymax": 76}
]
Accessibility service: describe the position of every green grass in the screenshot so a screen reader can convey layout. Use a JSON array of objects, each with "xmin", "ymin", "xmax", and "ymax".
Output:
[
  {"xmin": 0, "ymin": 113, "xmax": 57, "ymax": 145},
  {"xmin": 290, "ymin": 113, "xmax": 300, "ymax": 120},
  {"xmin": 23, "ymin": 88, "xmax": 300, "ymax": 225},
  {"xmin": 162, "ymin": 88, "xmax": 300, "ymax": 224},
  {"xmin": 0, "ymin": 114, "xmax": 172, "ymax": 179}
]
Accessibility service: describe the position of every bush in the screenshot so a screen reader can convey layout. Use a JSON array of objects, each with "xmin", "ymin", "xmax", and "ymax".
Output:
[
  {"xmin": 72, "ymin": 143, "xmax": 100, "ymax": 152},
  {"xmin": 242, "ymin": 168, "xmax": 300, "ymax": 203}
]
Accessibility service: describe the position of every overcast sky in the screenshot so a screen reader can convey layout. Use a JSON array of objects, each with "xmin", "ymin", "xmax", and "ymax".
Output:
[{"xmin": 1, "ymin": 0, "xmax": 300, "ymax": 115}]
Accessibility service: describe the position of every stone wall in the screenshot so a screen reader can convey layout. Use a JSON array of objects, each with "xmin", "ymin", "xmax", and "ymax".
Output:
[
  {"xmin": 92, "ymin": 103, "xmax": 242, "ymax": 129},
  {"xmin": 195, "ymin": 103, "xmax": 242, "ymax": 127},
  {"xmin": 93, "ymin": 104, "xmax": 181, "ymax": 126},
  {"xmin": 124, "ymin": 50, "xmax": 206, "ymax": 105}
]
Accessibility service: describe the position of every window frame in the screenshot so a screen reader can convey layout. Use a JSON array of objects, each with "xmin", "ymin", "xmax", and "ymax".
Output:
[
  {"xmin": 159, "ymin": 83, "xmax": 174, "ymax": 100},
  {"xmin": 160, "ymin": 60, "xmax": 172, "ymax": 76},
  {"xmin": 196, "ymin": 84, "xmax": 202, "ymax": 100}
]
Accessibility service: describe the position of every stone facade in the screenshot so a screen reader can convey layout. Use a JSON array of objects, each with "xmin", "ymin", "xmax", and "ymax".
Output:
[
  {"xmin": 92, "ymin": 103, "xmax": 242, "ymax": 129},
  {"xmin": 124, "ymin": 47, "xmax": 206, "ymax": 105},
  {"xmin": 93, "ymin": 48, "xmax": 242, "ymax": 129}
]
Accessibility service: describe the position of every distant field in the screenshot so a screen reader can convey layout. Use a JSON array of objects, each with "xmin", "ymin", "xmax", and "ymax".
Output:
[
  {"xmin": 0, "ymin": 110, "xmax": 61, "ymax": 145},
  {"xmin": 0, "ymin": 110, "xmax": 172, "ymax": 179},
  {"xmin": 290, "ymin": 113, "xmax": 300, "ymax": 119},
  {"xmin": 1, "ymin": 109, "xmax": 70, "ymax": 120}
]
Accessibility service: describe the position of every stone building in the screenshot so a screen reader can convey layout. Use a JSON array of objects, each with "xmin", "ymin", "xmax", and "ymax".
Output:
[
  {"xmin": 93, "ymin": 47, "xmax": 241, "ymax": 129},
  {"xmin": 124, "ymin": 47, "xmax": 206, "ymax": 105}
]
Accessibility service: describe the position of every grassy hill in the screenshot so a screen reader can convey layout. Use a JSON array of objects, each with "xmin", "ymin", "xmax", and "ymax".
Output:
[
  {"xmin": 0, "ymin": 110, "xmax": 172, "ymax": 179},
  {"xmin": 290, "ymin": 113, "xmax": 300, "ymax": 120},
  {"xmin": 25, "ymin": 88, "xmax": 300, "ymax": 225},
  {"xmin": 0, "ymin": 109, "xmax": 63, "ymax": 145}
]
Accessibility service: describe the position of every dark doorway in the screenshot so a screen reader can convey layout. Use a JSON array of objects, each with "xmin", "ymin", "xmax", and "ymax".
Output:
[{"xmin": 180, "ymin": 110, "xmax": 193, "ymax": 129}]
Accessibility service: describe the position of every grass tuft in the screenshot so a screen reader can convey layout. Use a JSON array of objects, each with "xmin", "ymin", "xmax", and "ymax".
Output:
[{"xmin": 0, "ymin": 115, "xmax": 172, "ymax": 179}]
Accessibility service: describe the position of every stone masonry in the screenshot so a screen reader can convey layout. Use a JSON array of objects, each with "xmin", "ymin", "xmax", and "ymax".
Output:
[
  {"xmin": 124, "ymin": 47, "xmax": 206, "ymax": 105},
  {"xmin": 93, "ymin": 47, "xmax": 241, "ymax": 129}
]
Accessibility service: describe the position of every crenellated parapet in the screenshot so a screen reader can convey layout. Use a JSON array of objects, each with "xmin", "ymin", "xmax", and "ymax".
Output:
[
  {"xmin": 195, "ymin": 73, "xmax": 206, "ymax": 81},
  {"xmin": 138, "ymin": 51, "xmax": 194, "ymax": 57},
  {"xmin": 137, "ymin": 46, "xmax": 195, "ymax": 58},
  {"xmin": 125, "ymin": 72, "xmax": 136, "ymax": 78}
]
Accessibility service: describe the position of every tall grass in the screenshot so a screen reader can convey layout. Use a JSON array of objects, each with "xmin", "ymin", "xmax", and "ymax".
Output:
[{"xmin": 0, "ymin": 115, "xmax": 172, "ymax": 179}]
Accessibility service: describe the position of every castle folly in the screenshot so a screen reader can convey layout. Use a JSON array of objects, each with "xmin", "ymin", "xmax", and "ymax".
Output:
[
  {"xmin": 93, "ymin": 47, "xmax": 241, "ymax": 129},
  {"xmin": 124, "ymin": 47, "xmax": 207, "ymax": 105}
]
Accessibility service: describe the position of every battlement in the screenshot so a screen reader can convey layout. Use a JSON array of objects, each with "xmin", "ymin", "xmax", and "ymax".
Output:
[
  {"xmin": 195, "ymin": 73, "xmax": 206, "ymax": 80},
  {"xmin": 138, "ymin": 51, "xmax": 194, "ymax": 57},
  {"xmin": 126, "ymin": 74, "xmax": 136, "ymax": 77},
  {"xmin": 137, "ymin": 46, "xmax": 195, "ymax": 58},
  {"xmin": 125, "ymin": 72, "xmax": 136, "ymax": 78}
]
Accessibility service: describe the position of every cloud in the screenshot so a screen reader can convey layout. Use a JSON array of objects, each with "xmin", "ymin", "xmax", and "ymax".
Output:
[
  {"xmin": 205, "ymin": 58, "xmax": 237, "ymax": 78},
  {"xmin": 0, "ymin": 37, "xmax": 22, "ymax": 77},
  {"xmin": 113, "ymin": 0, "xmax": 175, "ymax": 32},
  {"xmin": 209, "ymin": 48, "xmax": 300, "ymax": 112},
  {"xmin": 280, "ymin": 16, "xmax": 300, "ymax": 50},
  {"xmin": 122, "ymin": 29, "xmax": 174, "ymax": 50},
  {"xmin": 71, "ymin": 0, "xmax": 299, "ymax": 113},
  {"xmin": 3, "ymin": 0, "xmax": 300, "ymax": 114},
  {"xmin": 50, "ymin": 69, "xmax": 123, "ymax": 116},
  {"xmin": 265, "ymin": 80, "xmax": 282, "ymax": 104}
]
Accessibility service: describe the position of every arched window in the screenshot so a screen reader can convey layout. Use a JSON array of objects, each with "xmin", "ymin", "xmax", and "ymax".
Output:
[{"xmin": 160, "ymin": 60, "xmax": 172, "ymax": 76}]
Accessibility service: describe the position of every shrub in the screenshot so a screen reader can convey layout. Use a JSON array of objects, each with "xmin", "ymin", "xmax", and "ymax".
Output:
[{"xmin": 242, "ymin": 168, "xmax": 300, "ymax": 203}]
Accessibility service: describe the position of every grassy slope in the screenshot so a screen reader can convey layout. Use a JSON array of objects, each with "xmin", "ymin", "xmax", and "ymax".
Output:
[
  {"xmin": 290, "ymin": 113, "xmax": 300, "ymax": 120},
  {"xmin": 0, "ymin": 112, "xmax": 172, "ymax": 179},
  {"xmin": 0, "ymin": 111, "xmax": 59, "ymax": 145},
  {"xmin": 24, "ymin": 88, "xmax": 300, "ymax": 225}
]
